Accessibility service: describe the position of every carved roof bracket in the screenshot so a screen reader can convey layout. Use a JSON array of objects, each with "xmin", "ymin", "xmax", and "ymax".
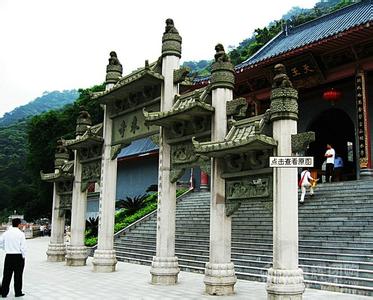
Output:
[{"xmin": 291, "ymin": 131, "xmax": 315, "ymax": 154}]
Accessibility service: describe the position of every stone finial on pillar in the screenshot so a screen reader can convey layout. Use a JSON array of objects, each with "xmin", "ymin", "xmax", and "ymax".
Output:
[
  {"xmin": 266, "ymin": 63, "xmax": 305, "ymax": 300},
  {"xmin": 269, "ymin": 64, "xmax": 298, "ymax": 122},
  {"xmin": 210, "ymin": 43, "xmax": 235, "ymax": 90},
  {"xmin": 204, "ymin": 44, "xmax": 236, "ymax": 296},
  {"xmin": 161, "ymin": 18, "xmax": 182, "ymax": 58},
  {"xmin": 105, "ymin": 51, "xmax": 123, "ymax": 87},
  {"xmin": 76, "ymin": 106, "xmax": 92, "ymax": 137},
  {"xmin": 54, "ymin": 139, "xmax": 69, "ymax": 173}
]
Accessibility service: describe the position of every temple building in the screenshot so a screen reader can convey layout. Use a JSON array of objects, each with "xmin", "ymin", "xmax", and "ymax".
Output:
[{"xmin": 194, "ymin": 0, "xmax": 373, "ymax": 180}]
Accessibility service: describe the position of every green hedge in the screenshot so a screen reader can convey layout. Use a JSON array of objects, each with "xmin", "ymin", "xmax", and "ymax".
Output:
[{"xmin": 85, "ymin": 188, "xmax": 189, "ymax": 247}]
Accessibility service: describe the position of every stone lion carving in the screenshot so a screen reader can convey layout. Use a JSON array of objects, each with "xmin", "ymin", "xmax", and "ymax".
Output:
[
  {"xmin": 77, "ymin": 106, "xmax": 91, "ymax": 121},
  {"xmin": 164, "ymin": 18, "xmax": 179, "ymax": 34},
  {"xmin": 214, "ymin": 43, "xmax": 230, "ymax": 62},
  {"xmin": 272, "ymin": 64, "xmax": 293, "ymax": 88},
  {"xmin": 108, "ymin": 51, "xmax": 122, "ymax": 66},
  {"xmin": 56, "ymin": 139, "xmax": 68, "ymax": 154}
]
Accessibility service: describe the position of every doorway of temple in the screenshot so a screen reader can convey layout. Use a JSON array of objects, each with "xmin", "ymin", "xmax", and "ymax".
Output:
[{"xmin": 306, "ymin": 108, "xmax": 356, "ymax": 181}]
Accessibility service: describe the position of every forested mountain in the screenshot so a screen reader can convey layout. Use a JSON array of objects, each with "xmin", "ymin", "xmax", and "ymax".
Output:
[
  {"xmin": 0, "ymin": 86, "xmax": 103, "ymax": 222},
  {"xmin": 182, "ymin": 0, "xmax": 356, "ymax": 75},
  {"xmin": 0, "ymin": 90, "xmax": 79, "ymax": 127}
]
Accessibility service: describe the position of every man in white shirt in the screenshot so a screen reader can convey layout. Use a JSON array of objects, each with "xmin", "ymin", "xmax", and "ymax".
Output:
[
  {"xmin": 299, "ymin": 168, "xmax": 315, "ymax": 203},
  {"xmin": 324, "ymin": 144, "xmax": 335, "ymax": 183},
  {"xmin": 0, "ymin": 218, "xmax": 26, "ymax": 298}
]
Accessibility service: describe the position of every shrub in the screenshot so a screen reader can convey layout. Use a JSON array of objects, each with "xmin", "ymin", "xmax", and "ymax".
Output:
[
  {"xmin": 85, "ymin": 236, "xmax": 98, "ymax": 247},
  {"xmin": 116, "ymin": 194, "xmax": 148, "ymax": 215},
  {"xmin": 85, "ymin": 217, "xmax": 99, "ymax": 238}
]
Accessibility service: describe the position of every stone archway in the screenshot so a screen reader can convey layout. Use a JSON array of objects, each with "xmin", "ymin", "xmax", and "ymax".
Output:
[{"xmin": 306, "ymin": 108, "xmax": 356, "ymax": 181}]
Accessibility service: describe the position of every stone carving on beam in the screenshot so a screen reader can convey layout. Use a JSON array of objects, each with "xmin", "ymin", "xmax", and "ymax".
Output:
[
  {"xmin": 58, "ymin": 193, "xmax": 72, "ymax": 217},
  {"xmin": 226, "ymin": 97, "xmax": 249, "ymax": 121},
  {"xmin": 112, "ymin": 85, "xmax": 161, "ymax": 114},
  {"xmin": 149, "ymin": 133, "xmax": 160, "ymax": 146},
  {"xmin": 223, "ymin": 150, "xmax": 270, "ymax": 174},
  {"xmin": 226, "ymin": 176, "xmax": 272, "ymax": 216},
  {"xmin": 56, "ymin": 180, "xmax": 73, "ymax": 217},
  {"xmin": 78, "ymin": 144, "xmax": 102, "ymax": 161},
  {"xmin": 174, "ymin": 67, "xmax": 190, "ymax": 84},
  {"xmin": 291, "ymin": 131, "xmax": 315, "ymax": 154},
  {"xmin": 81, "ymin": 160, "xmax": 101, "ymax": 192},
  {"xmin": 170, "ymin": 141, "xmax": 210, "ymax": 183},
  {"xmin": 110, "ymin": 144, "xmax": 122, "ymax": 160}
]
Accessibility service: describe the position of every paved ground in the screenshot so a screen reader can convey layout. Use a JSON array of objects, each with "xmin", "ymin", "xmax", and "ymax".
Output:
[{"xmin": 0, "ymin": 237, "xmax": 371, "ymax": 299}]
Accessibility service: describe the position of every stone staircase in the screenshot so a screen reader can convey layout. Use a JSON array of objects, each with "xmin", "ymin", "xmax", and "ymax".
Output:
[{"xmin": 114, "ymin": 180, "xmax": 373, "ymax": 296}]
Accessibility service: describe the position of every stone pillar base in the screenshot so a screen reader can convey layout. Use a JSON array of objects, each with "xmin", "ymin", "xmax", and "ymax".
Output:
[
  {"xmin": 266, "ymin": 268, "xmax": 305, "ymax": 300},
  {"xmin": 150, "ymin": 256, "xmax": 180, "ymax": 285},
  {"xmin": 360, "ymin": 168, "xmax": 373, "ymax": 179},
  {"xmin": 46, "ymin": 243, "xmax": 66, "ymax": 262},
  {"xmin": 65, "ymin": 245, "xmax": 88, "ymax": 266},
  {"xmin": 92, "ymin": 249, "xmax": 117, "ymax": 272},
  {"xmin": 204, "ymin": 262, "xmax": 236, "ymax": 296}
]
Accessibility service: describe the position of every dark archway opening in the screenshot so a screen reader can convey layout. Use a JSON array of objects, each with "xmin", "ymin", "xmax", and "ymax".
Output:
[{"xmin": 306, "ymin": 108, "xmax": 356, "ymax": 181}]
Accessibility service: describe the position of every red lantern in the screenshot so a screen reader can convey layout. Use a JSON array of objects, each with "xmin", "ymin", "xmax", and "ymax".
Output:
[{"xmin": 323, "ymin": 88, "xmax": 342, "ymax": 103}]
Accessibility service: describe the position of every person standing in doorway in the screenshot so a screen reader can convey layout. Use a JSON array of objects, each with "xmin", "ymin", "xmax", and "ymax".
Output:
[
  {"xmin": 299, "ymin": 168, "xmax": 315, "ymax": 204},
  {"xmin": 324, "ymin": 144, "xmax": 335, "ymax": 183},
  {"xmin": 0, "ymin": 218, "xmax": 26, "ymax": 298}
]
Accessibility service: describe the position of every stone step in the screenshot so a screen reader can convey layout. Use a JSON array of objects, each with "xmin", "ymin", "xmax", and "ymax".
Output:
[
  {"xmin": 116, "ymin": 240, "xmax": 373, "ymax": 259},
  {"xmin": 116, "ymin": 237, "xmax": 373, "ymax": 255},
  {"xmin": 114, "ymin": 186, "xmax": 373, "ymax": 296},
  {"xmin": 123, "ymin": 230, "xmax": 373, "ymax": 243}
]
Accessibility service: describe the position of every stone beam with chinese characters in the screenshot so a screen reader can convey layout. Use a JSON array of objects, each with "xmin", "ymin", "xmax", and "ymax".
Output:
[{"xmin": 112, "ymin": 102, "xmax": 160, "ymax": 146}]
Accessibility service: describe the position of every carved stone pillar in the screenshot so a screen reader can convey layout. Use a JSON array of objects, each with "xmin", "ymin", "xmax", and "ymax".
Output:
[
  {"xmin": 150, "ymin": 19, "xmax": 181, "ymax": 285},
  {"xmin": 66, "ymin": 150, "xmax": 88, "ymax": 266},
  {"xmin": 92, "ymin": 105, "xmax": 118, "ymax": 272},
  {"xmin": 92, "ymin": 52, "xmax": 122, "ymax": 272},
  {"xmin": 66, "ymin": 112, "xmax": 91, "ymax": 266},
  {"xmin": 47, "ymin": 182, "xmax": 66, "ymax": 262},
  {"xmin": 200, "ymin": 170, "xmax": 209, "ymax": 191},
  {"xmin": 356, "ymin": 69, "xmax": 373, "ymax": 179},
  {"xmin": 266, "ymin": 64, "xmax": 305, "ymax": 300},
  {"xmin": 204, "ymin": 44, "xmax": 236, "ymax": 296}
]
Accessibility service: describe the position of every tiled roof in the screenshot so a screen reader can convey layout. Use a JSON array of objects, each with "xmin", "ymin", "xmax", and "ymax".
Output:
[
  {"xmin": 144, "ymin": 87, "xmax": 213, "ymax": 125},
  {"xmin": 193, "ymin": 116, "xmax": 276, "ymax": 157},
  {"xmin": 236, "ymin": 1, "xmax": 373, "ymax": 70},
  {"xmin": 118, "ymin": 137, "xmax": 158, "ymax": 159}
]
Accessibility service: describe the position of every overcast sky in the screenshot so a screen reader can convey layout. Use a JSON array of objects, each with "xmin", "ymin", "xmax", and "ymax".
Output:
[{"xmin": 0, "ymin": 0, "xmax": 318, "ymax": 117}]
